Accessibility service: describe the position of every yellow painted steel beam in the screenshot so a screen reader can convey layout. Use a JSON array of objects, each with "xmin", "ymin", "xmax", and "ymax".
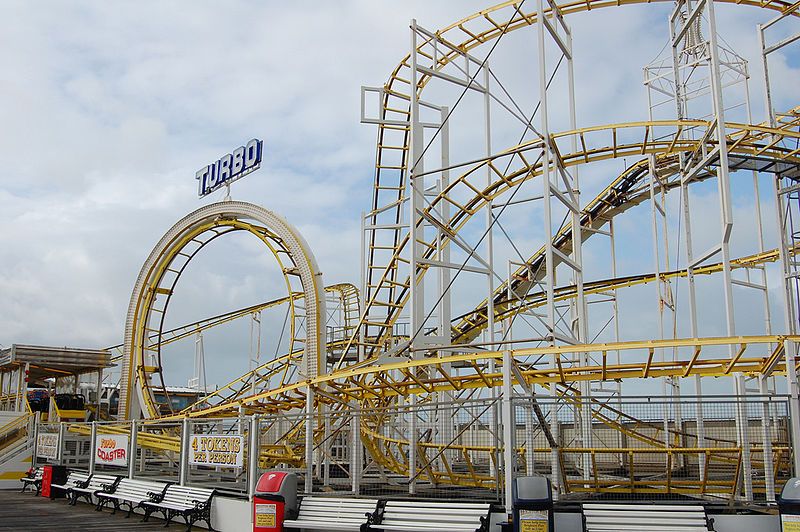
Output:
[{"xmin": 153, "ymin": 334, "xmax": 797, "ymax": 421}]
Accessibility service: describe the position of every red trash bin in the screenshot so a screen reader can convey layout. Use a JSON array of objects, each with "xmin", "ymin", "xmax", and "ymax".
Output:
[
  {"xmin": 253, "ymin": 471, "xmax": 297, "ymax": 532},
  {"xmin": 40, "ymin": 465, "xmax": 67, "ymax": 498}
]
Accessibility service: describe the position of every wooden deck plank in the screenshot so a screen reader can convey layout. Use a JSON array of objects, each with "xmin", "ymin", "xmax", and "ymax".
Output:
[{"xmin": 0, "ymin": 490, "xmax": 187, "ymax": 530}]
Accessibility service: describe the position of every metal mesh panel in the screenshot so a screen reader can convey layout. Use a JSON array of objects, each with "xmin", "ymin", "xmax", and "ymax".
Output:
[{"xmin": 511, "ymin": 395, "xmax": 791, "ymax": 503}]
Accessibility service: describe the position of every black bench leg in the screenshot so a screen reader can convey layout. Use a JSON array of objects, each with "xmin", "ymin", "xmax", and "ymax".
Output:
[
  {"xmin": 163, "ymin": 509, "xmax": 174, "ymax": 528},
  {"xmin": 126, "ymin": 502, "xmax": 135, "ymax": 518},
  {"xmin": 142, "ymin": 507, "xmax": 153, "ymax": 522}
]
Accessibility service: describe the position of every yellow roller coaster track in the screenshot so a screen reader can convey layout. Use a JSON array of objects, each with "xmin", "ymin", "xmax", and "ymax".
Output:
[{"xmin": 115, "ymin": 0, "xmax": 800, "ymax": 499}]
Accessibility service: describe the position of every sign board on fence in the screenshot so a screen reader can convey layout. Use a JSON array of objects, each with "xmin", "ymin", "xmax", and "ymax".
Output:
[
  {"xmin": 189, "ymin": 434, "xmax": 244, "ymax": 468},
  {"xmin": 255, "ymin": 503, "xmax": 277, "ymax": 527},
  {"xmin": 518, "ymin": 509, "xmax": 549, "ymax": 532},
  {"xmin": 36, "ymin": 433, "xmax": 60, "ymax": 461},
  {"xmin": 783, "ymin": 514, "xmax": 800, "ymax": 532},
  {"xmin": 95, "ymin": 434, "xmax": 129, "ymax": 467}
]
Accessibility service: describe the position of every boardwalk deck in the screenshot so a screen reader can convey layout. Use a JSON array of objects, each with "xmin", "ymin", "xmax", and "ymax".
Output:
[{"xmin": 0, "ymin": 489, "xmax": 187, "ymax": 530}]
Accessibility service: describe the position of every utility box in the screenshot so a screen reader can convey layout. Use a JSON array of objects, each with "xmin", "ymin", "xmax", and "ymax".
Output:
[
  {"xmin": 41, "ymin": 465, "xmax": 67, "ymax": 499},
  {"xmin": 253, "ymin": 471, "xmax": 298, "ymax": 532},
  {"xmin": 779, "ymin": 478, "xmax": 800, "ymax": 531},
  {"xmin": 512, "ymin": 476, "xmax": 554, "ymax": 532}
]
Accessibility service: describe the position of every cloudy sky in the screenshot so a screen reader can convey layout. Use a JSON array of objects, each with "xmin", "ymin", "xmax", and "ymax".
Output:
[{"xmin": 1, "ymin": 1, "xmax": 797, "ymax": 389}]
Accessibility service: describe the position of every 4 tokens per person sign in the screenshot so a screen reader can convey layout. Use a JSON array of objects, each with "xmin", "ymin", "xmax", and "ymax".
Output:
[{"xmin": 189, "ymin": 434, "xmax": 244, "ymax": 468}]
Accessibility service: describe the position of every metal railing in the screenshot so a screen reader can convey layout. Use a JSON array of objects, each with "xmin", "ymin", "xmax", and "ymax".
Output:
[{"xmin": 28, "ymin": 394, "xmax": 793, "ymax": 506}]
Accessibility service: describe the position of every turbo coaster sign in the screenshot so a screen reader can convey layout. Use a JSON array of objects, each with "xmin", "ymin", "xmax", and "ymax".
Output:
[
  {"xmin": 195, "ymin": 139, "xmax": 263, "ymax": 197},
  {"xmin": 95, "ymin": 434, "xmax": 129, "ymax": 467}
]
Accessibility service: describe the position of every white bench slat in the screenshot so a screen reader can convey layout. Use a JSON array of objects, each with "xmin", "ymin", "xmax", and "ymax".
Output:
[
  {"xmin": 375, "ymin": 525, "xmax": 478, "ymax": 532},
  {"xmin": 583, "ymin": 503, "xmax": 712, "ymax": 532},
  {"xmin": 51, "ymin": 472, "xmax": 91, "ymax": 490},
  {"xmin": 370, "ymin": 500, "xmax": 489, "ymax": 532},
  {"xmin": 584, "ymin": 504, "xmax": 705, "ymax": 511},
  {"xmin": 386, "ymin": 501, "xmax": 490, "ymax": 508},
  {"xmin": 586, "ymin": 523, "xmax": 708, "ymax": 532},
  {"xmin": 285, "ymin": 497, "xmax": 379, "ymax": 531},
  {"xmin": 285, "ymin": 520, "xmax": 366, "ymax": 531},
  {"xmin": 152, "ymin": 485, "xmax": 214, "ymax": 510}
]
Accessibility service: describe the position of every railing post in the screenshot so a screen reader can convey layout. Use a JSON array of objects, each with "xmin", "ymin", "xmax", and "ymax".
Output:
[
  {"xmin": 305, "ymin": 386, "xmax": 314, "ymax": 493},
  {"xmin": 785, "ymin": 339, "xmax": 800, "ymax": 477},
  {"xmin": 128, "ymin": 419, "xmax": 138, "ymax": 479},
  {"xmin": 248, "ymin": 414, "xmax": 260, "ymax": 501},
  {"xmin": 31, "ymin": 412, "xmax": 40, "ymax": 466},
  {"xmin": 179, "ymin": 417, "xmax": 190, "ymax": 486},
  {"xmin": 501, "ymin": 349, "xmax": 514, "ymax": 515},
  {"xmin": 58, "ymin": 422, "xmax": 65, "ymax": 463},
  {"xmin": 350, "ymin": 401, "xmax": 361, "ymax": 495},
  {"xmin": 88, "ymin": 421, "xmax": 97, "ymax": 474}
]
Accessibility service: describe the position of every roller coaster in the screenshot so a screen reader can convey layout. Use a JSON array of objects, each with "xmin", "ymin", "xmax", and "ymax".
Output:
[{"xmin": 107, "ymin": 0, "xmax": 800, "ymax": 510}]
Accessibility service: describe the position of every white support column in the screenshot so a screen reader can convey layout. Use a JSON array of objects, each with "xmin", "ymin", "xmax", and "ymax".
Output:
[
  {"xmin": 757, "ymin": 24, "xmax": 776, "ymax": 128},
  {"xmin": 16, "ymin": 366, "xmax": 24, "ymax": 413},
  {"xmin": 774, "ymin": 170, "xmax": 800, "ymax": 475},
  {"xmin": 536, "ymin": 0, "xmax": 561, "ymax": 496},
  {"xmin": 704, "ymin": 0, "xmax": 752, "ymax": 500},
  {"xmin": 483, "ymin": 64, "xmax": 503, "ymax": 499},
  {"xmin": 407, "ymin": 19, "xmax": 426, "ymax": 496},
  {"xmin": 536, "ymin": 0, "xmax": 582, "ymax": 495}
]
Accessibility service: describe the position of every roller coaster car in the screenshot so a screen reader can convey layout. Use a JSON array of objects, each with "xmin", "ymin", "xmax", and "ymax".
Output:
[{"xmin": 53, "ymin": 393, "xmax": 87, "ymax": 420}]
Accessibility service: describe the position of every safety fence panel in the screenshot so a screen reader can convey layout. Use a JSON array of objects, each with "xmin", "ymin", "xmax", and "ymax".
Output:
[
  {"xmin": 186, "ymin": 417, "xmax": 249, "ymax": 492},
  {"xmin": 254, "ymin": 409, "xmax": 308, "ymax": 492},
  {"xmin": 510, "ymin": 395, "xmax": 791, "ymax": 504},
  {"xmin": 131, "ymin": 420, "xmax": 182, "ymax": 483}
]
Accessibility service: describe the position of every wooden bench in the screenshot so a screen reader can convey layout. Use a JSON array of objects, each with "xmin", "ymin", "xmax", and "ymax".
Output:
[
  {"xmin": 284, "ymin": 497, "xmax": 380, "ymax": 531},
  {"xmin": 366, "ymin": 500, "xmax": 491, "ymax": 532},
  {"xmin": 140, "ymin": 484, "xmax": 215, "ymax": 531},
  {"xmin": 95, "ymin": 477, "xmax": 172, "ymax": 517},
  {"xmin": 70, "ymin": 473, "xmax": 121, "ymax": 506},
  {"xmin": 20, "ymin": 467, "xmax": 43, "ymax": 494},
  {"xmin": 582, "ymin": 503, "xmax": 715, "ymax": 531},
  {"xmin": 50, "ymin": 471, "xmax": 91, "ymax": 504}
]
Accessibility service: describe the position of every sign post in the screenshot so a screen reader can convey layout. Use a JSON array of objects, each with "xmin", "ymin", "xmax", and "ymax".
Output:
[{"xmin": 196, "ymin": 139, "xmax": 263, "ymax": 198}]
